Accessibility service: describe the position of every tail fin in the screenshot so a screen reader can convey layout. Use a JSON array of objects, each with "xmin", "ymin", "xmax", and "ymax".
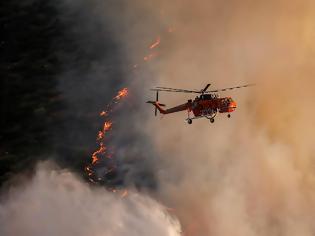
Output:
[
  {"xmin": 146, "ymin": 101, "xmax": 166, "ymax": 115},
  {"xmin": 147, "ymin": 90, "xmax": 166, "ymax": 116}
]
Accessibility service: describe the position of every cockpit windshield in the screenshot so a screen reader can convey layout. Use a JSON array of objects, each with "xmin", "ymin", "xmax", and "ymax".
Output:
[{"xmin": 223, "ymin": 97, "xmax": 233, "ymax": 105}]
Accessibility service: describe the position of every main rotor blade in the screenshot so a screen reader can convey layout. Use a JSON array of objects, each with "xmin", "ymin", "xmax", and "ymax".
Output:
[
  {"xmin": 206, "ymin": 84, "xmax": 255, "ymax": 93},
  {"xmin": 155, "ymin": 86, "xmax": 200, "ymax": 93},
  {"xmin": 151, "ymin": 88, "xmax": 201, "ymax": 94}
]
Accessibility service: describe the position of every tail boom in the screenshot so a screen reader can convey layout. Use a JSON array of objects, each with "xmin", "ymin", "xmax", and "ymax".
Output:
[{"xmin": 147, "ymin": 101, "xmax": 188, "ymax": 115}]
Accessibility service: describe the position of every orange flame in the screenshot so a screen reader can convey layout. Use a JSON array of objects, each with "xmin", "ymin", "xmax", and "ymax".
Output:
[
  {"xmin": 97, "ymin": 131, "xmax": 104, "ymax": 140},
  {"xmin": 86, "ymin": 88, "xmax": 129, "ymax": 179},
  {"xmin": 103, "ymin": 121, "xmax": 112, "ymax": 132},
  {"xmin": 149, "ymin": 36, "xmax": 161, "ymax": 49},
  {"xmin": 100, "ymin": 111, "xmax": 107, "ymax": 116},
  {"xmin": 91, "ymin": 143, "xmax": 106, "ymax": 164},
  {"xmin": 86, "ymin": 28, "xmax": 166, "ymax": 185},
  {"xmin": 114, "ymin": 88, "xmax": 128, "ymax": 100}
]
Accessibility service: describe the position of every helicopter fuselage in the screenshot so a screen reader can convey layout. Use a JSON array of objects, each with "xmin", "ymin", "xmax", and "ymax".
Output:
[{"xmin": 189, "ymin": 96, "xmax": 237, "ymax": 117}]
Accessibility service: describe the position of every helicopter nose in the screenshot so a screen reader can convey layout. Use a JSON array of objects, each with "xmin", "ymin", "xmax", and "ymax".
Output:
[
  {"xmin": 230, "ymin": 101, "xmax": 237, "ymax": 108},
  {"xmin": 229, "ymin": 101, "xmax": 237, "ymax": 111}
]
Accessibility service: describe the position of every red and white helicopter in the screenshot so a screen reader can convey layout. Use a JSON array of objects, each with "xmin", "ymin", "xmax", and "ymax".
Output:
[{"xmin": 147, "ymin": 83, "xmax": 254, "ymax": 124}]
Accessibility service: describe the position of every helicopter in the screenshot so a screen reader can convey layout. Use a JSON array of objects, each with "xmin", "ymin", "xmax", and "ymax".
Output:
[{"xmin": 147, "ymin": 83, "xmax": 254, "ymax": 124}]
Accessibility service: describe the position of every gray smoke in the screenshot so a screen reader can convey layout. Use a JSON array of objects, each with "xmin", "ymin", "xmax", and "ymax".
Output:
[
  {"xmin": 140, "ymin": 0, "xmax": 315, "ymax": 235},
  {"xmin": 52, "ymin": 0, "xmax": 161, "ymax": 188},
  {"xmin": 3, "ymin": 0, "xmax": 315, "ymax": 235}
]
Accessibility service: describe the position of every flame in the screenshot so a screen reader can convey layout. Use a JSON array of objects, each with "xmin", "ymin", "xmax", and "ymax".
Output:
[
  {"xmin": 149, "ymin": 36, "xmax": 161, "ymax": 49},
  {"xmin": 114, "ymin": 88, "xmax": 128, "ymax": 100},
  {"xmin": 100, "ymin": 111, "xmax": 107, "ymax": 116},
  {"xmin": 103, "ymin": 121, "xmax": 112, "ymax": 132},
  {"xmin": 86, "ymin": 88, "xmax": 129, "ymax": 179},
  {"xmin": 85, "ymin": 29, "xmax": 167, "ymax": 191},
  {"xmin": 85, "ymin": 30, "xmax": 165, "ymax": 183},
  {"xmin": 97, "ymin": 131, "xmax": 104, "ymax": 140},
  {"xmin": 91, "ymin": 143, "xmax": 106, "ymax": 164}
]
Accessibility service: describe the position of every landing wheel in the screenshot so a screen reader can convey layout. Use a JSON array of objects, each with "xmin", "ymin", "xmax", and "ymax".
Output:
[
  {"xmin": 187, "ymin": 119, "xmax": 192, "ymax": 124},
  {"xmin": 227, "ymin": 114, "xmax": 231, "ymax": 118},
  {"xmin": 210, "ymin": 118, "xmax": 215, "ymax": 123}
]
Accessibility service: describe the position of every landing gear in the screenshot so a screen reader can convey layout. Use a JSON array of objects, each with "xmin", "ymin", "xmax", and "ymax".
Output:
[
  {"xmin": 205, "ymin": 109, "xmax": 217, "ymax": 124},
  {"xmin": 227, "ymin": 114, "xmax": 231, "ymax": 118},
  {"xmin": 187, "ymin": 119, "xmax": 192, "ymax": 124}
]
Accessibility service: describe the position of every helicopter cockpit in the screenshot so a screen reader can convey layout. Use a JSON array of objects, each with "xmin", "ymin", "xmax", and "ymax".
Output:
[
  {"xmin": 200, "ymin": 94, "xmax": 218, "ymax": 100},
  {"xmin": 222, "ymin": 97, "xmax": 231, "ymax": 102}
]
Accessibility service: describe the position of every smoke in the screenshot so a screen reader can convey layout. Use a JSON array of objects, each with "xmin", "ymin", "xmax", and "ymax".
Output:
[
  {"xmin": 0, "ymin": 162, "xmax": 181, "ymax": 236},
  {"xmin": 51, "ymin": 0, "xmax": 162, "ymax": 188},
  {"xmin": 2, "ymin": 0, "xmax": 315, "ymax": 235},
  {"xmin": 50, "ymin": 0, "xmax": 315, "ymax": 235},
  {"xmin": 138, "ymin": 0, "xmax": 315, "ymax": 235}
]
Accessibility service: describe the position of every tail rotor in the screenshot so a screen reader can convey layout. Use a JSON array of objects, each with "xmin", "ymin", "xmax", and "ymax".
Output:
[
  {"xmin": 155, "ymin": 91, "xmax": 158, "ymax": 116},
  {"xmin": 146, "ymin": 90, "xmax": 166, "ymax": 116}
]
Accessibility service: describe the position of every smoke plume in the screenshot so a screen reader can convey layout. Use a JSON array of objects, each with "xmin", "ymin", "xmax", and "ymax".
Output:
[
  {"xmin": 2, "ymin": 0, "xmax": 315, "ymax": 235},
  {"xmin": 140, "ymin": 0, "xmax": 315, "ymax": 235},
  {"xmin": 0, "ymin": 162, "xmax": 181, "ymax": 236}
]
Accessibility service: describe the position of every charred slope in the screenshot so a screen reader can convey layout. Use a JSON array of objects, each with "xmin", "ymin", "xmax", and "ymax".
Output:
[
  {"xmin": 0, "ymin": 1, "xmax": 157, "ymax": 191},
  {"xmin": 0, "ymin": 1, "xmax": 64, "ymax": 184}
]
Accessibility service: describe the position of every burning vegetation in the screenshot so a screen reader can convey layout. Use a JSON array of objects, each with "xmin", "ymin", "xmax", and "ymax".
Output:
[
  {"xmin": 85, "ymin": 88, "xmax": 128, "ymax": 183},
  {"xmin": 84, "ymin": 27, "xmax": 174, "ymax": 186}
]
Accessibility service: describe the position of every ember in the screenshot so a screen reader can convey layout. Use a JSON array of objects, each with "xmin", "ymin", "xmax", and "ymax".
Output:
[
  {"xmin": 149, "ymin": 36, "xmax": 161, "ymax": 49},
  {"xmin": 114, "ymin": 88, "xmax": 128, "ymax": 100},
  {"xmin": 100, "ymin": 111, "xmax": 107, "ymax": 116}
]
